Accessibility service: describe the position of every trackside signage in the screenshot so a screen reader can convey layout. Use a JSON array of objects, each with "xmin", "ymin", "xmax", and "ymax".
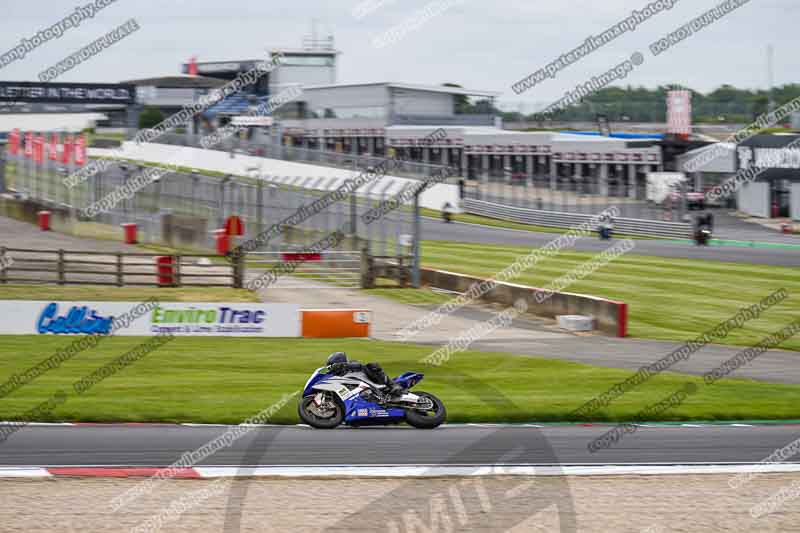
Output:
[{"xmin": 0, "ymin": 302, "xmax": 301, "ymax": 337}]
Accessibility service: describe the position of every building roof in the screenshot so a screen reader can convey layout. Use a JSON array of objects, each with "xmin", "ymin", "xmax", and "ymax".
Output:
[
  {"xmin": 121, "ymin": 75, "xmax": 227, "ymax": 89},
  {"xmin": 302, "ymin": 82, "xmax": 500, "ymax": 98}
]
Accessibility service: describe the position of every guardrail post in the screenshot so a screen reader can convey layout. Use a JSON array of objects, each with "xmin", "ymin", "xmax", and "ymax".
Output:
[
  {"xmin": 57, "ymin": 249, "xmax": 65, "ymax": 285},
  {"xmin": 349, "ymin": 193, "xmax": 357, "ymax": 237},
  {"xmin": 116, "ymin": 253, "xmax": 123, "ymax": 287}
]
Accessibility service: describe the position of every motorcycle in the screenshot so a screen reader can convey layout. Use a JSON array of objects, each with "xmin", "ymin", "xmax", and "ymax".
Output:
[
  {"xmin": 298, "ymin": 366, "xmax": 446, "ymax": 429},
  {"xmin": 695, "ymin": 227, "xmax": 712, "ymax": 246}
]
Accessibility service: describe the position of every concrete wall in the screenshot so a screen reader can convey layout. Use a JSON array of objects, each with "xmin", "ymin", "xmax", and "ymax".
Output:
[
  {"xmin": 161, "ymin": 214, "xmax": 208, "ymax": 249},
  {"xmin": 421, "ymin": 268, "xmax": 628, "ymax": 337},
  {"xmin": 792, "ymin": 183, "xmax": 800, "ymax": 221},
  {"xmin": 737, "ymin": 181, "xmax": 770, "ymax": 218},
  {"xmin": 0, "ymin": 196, "xmax": 73, "ymax": 234}
]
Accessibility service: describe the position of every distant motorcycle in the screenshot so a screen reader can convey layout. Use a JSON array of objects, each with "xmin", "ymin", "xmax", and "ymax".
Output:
[
  {"xmin": 695, "ymin": 227, "xmax": 712, "ymax": 246},
  {"xmin": 442, "ymin": 202, "xmax": 453, "ymax": 223},
  {"xmin": 298, "ymin": 365, "xmax": 446, "ymax": 429}
]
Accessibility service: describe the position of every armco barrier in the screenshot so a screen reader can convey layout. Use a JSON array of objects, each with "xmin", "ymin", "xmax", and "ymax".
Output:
[
  {"xmin": 301, "ymin": 309, "xmax": 371, "ymax": 338},
  {"xmin": 421, "ymin": 268, "xmax": 628, "ymax": 337},
  {"xmin": 463, "ymin": 198, "xmax": 691, "ymax": 239}
]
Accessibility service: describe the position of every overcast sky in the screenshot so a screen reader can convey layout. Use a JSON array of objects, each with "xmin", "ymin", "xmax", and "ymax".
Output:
[{"xmin": 0, "ymin": 0, "xmax": 796, "ymax": 112}]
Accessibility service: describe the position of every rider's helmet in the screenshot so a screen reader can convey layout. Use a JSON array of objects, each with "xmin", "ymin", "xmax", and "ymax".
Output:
[{"xmin": 326, "ymin": 352, "xmax": 347, "ymax": 366}]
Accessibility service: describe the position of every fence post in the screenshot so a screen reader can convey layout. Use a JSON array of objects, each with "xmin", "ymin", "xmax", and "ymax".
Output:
[
  {"xmin": 256, "ymin": 181, "xmax": 264, "ymax": 237},
  {"xmin": 117, "ymin": 253, "xmax": 123, "ymax": 287},
  {"xmin": 219, "ymin": 178, "xmax": 227, "ymax": 230},
  {"xmin": 349, "ymin": 192, "xmax": 357, "ymax": 238},
  {"xmin": 174, "ymin": 254, "xmax": 182, "ymax": 287},
  {"xmin": 233, "ymin": 250, "xmax": 245, "ymax": 289},
  {"xmin": 0, "ymin": 147, "xmax": 6, "ymax": 193},
  {"xmin": 0, "ymin": 246, "xmax": 6, "ymax": 284},
  {"xmin": 360, "ymin": 247, "xmax": 374, "ymax": 289},
  {"xmin": 57, "ymin": 249, "xmax": 65, "ymax": 285},
  {"xmin": 411, "ymin": 193, "xmax": 421, "ymax": 288}
]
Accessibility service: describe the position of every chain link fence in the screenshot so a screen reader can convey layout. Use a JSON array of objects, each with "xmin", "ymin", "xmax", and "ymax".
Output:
[
  {"xmin": 3, "ymin": 147, "xmax": 416, "ymax": 261},
  {"xmin": 464, "ymin": 173, "xmax": 707, "ymax": 223}
]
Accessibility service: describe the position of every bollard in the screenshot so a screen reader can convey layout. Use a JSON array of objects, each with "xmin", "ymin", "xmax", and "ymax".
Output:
[
  {"xmin": 156, "ymin": 256, "xmax": 175, "ymax": 286},
  {"xmin": 121, "ymin": 223, "xmax": 138, "ymax": 244},
  {"xmin": 37, "ymin": 210, "xmax": 51, "ymax": 231},
  {"xmin": 214, "ymin": 229, "xmax": 230, "ymax": 255}
]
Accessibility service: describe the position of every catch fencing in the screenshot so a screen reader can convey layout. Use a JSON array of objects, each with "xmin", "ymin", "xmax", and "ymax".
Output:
[
  {"xmin": 3, "ymin": 150, "xmax": 416, "ymax": 260},
  {"xmin": 463, "ymin": 198, "xmax": 692, "ymax": 239},
  {"xmin": 464, "ymin": 173, "xmax": 712, "ymax": 224}
]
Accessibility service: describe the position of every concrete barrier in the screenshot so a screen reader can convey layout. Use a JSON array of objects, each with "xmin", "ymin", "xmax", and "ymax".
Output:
[
  {"xmin": 0, "ymin": 196, "xmax": 72, "ymax": 233},
  {"xmin": 421, "ymin": 268, "xmax": 628, "ymax": 337}
]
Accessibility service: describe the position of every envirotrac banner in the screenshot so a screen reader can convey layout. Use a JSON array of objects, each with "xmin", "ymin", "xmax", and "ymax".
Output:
[{"xmin": 0, "ymin": 301, "xmax": 301, "ymax": 337}]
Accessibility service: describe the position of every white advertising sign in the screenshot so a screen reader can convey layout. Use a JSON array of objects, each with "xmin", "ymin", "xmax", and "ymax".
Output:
[
  {"xmin": 0, "ymin": 301, "xmax": 301, "ymax": 337},
  {"xmin": 667, "ymin": 89, "xmax": 692, "ymax": 135}
]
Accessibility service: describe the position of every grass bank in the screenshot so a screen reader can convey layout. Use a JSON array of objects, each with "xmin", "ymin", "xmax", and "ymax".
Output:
[
  {"xmin": 0, "ymin": 285, "xmax": 260, "ymax": 303},
  {"xmin": 420, "ymin": 208, "xmax": 657, "ymax": 240},
  {"xmin": 421, "ymin": 241, "xmax": 800, "ymax": 351},
  {"xmin": 0, "ymin": 337, "xmax": 798, "ymax": 424}
]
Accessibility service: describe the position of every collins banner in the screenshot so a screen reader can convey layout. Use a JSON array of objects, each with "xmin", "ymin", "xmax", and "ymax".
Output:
[{"xmin": 0, "ymin": 301, "xmax": 302, "ymax": 337}]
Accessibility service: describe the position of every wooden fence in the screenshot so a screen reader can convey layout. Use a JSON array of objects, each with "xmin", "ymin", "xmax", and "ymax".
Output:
[{"xmin": 0, "ymin": 247, "xmax": 244, "ymax": 288}]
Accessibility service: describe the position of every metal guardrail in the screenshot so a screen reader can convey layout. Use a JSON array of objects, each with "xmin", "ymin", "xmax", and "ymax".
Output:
[
  {"xmin": 462, "ymin": 198, "xmax": 692, "ymax": 239},
  {"xmin": 246, "ymin": 250, "xmax": 362, "ymax": 289}
]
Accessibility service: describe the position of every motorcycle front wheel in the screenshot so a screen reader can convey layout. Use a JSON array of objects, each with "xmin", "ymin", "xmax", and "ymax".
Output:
[
  {"xmin": 298, "ymin": 393, "xmax": 344, "ymax": 429},
  {"xmin": 405, "ymin": 391, "xmax": 446, "ymax": 429}
]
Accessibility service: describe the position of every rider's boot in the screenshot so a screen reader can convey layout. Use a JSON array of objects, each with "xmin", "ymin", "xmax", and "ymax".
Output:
[{"xmin": 385, "ymin": 381, "xmax": 405, "ymax": 400}]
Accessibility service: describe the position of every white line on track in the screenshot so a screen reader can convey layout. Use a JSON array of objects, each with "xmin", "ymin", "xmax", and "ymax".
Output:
[
  {"xmin": 5, "ymin": 463, "xmax": 800, "ymax": 479},
  {"xmin": 177, "ymin": 463, "xmax": 800, "ymax": 478}
]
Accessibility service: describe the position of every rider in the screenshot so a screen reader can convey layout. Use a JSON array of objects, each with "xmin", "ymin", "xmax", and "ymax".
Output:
[{"xmin": 326, "ymin": 352, "xmax": 405, "ymax": 398}]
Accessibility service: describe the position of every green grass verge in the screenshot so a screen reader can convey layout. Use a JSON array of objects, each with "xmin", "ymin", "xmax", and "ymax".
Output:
[
  {"xmin": 1, "ymin": 337, "xmax": 798, "ymax": 424},
  {"xmin": 0, "ymin": 284, "xmax": 259, "ymax": 303},
  {"xmin": 364, "ymin": 287, "xmax": 454, "ymax": 306},
  {"xmin": 421, "ymin": 241, "xmax": 800, "ymax": 351}
]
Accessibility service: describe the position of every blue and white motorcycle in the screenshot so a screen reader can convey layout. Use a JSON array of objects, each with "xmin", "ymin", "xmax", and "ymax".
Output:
[{"xmin": 298, "ymin": 365, "xmax": 446, "ymax": 429}]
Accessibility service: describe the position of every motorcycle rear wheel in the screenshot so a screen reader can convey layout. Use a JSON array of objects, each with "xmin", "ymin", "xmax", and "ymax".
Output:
[
  {"xmin": 298, "ymin": 393, "xmax": 344, "ymax": 429},
  {"xmin": 405, "ymin": 391, "xmax": 446, "ymax": 429}
]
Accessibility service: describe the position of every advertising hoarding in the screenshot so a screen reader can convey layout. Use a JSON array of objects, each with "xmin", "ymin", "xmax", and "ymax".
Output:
[{"xmin": 0, "ymin": 301, "xmax": 302, "ymax": 337}]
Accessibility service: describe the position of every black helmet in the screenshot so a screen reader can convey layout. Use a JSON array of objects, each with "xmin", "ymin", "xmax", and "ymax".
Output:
[{"xmin": 327, "ymin": 352, "xmax": 347, "ymax": 366}]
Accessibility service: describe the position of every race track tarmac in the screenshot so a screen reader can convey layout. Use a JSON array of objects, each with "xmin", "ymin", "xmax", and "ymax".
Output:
[
  {"xmin": 1, "ymin": 425, "xmax": 798, "ymax": 467},
  {"xmin": 421, "ymin": 218, "xmax": 800, "ymax": 267}
]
